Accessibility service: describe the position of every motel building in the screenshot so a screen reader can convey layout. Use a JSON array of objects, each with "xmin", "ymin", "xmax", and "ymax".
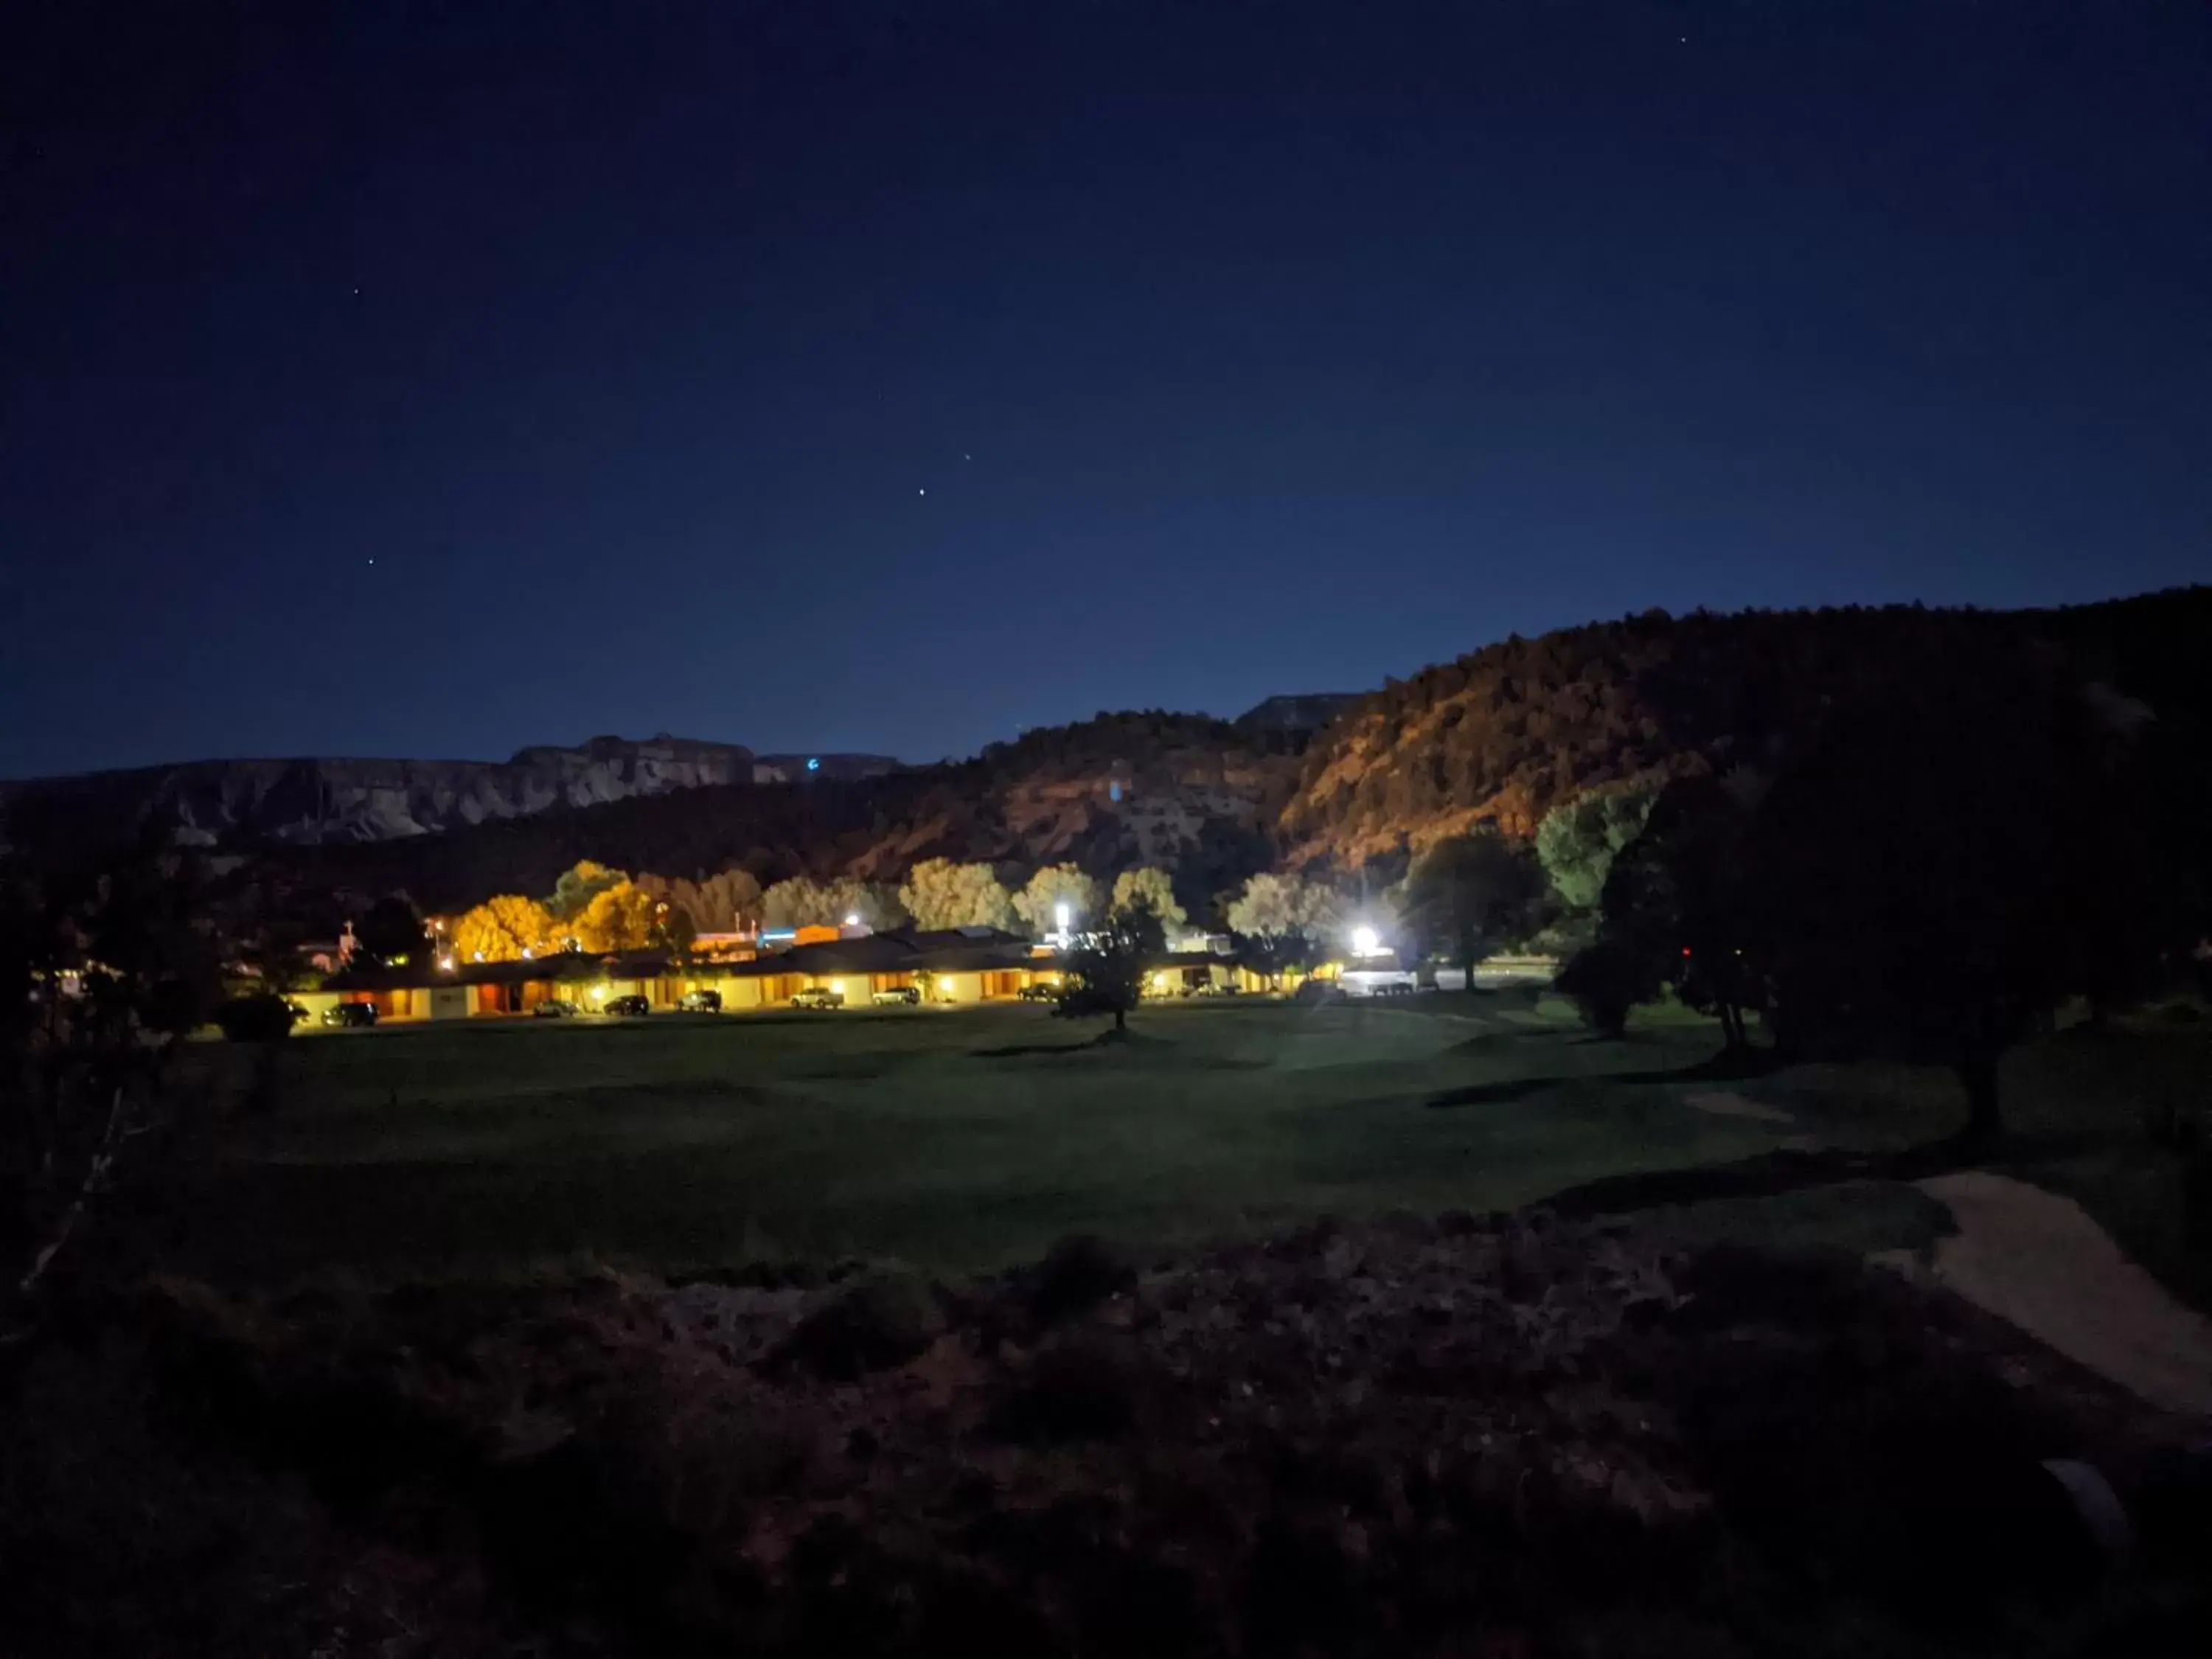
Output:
[{"xmin": 303, "ymin": 926, "xmax": 1070, "ymax": 1023}]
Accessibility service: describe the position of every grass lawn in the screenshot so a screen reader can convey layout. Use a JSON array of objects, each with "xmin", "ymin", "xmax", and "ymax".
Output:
[{"xmin": 161, "ymin": 994, "xmax": 2212, "ymax": 1298}]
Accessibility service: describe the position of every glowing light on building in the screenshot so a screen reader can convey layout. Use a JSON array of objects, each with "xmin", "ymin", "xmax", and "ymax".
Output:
[{"xmin": 1350, "ymin": 925, "xmax": 1382, "ymax": 958}]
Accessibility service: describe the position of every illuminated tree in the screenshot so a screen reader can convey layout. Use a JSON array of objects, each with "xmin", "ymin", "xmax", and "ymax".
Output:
[
  {"xmin": 1012, "ymin": 864, "xmax": 1100, "ymax": 936},
  {"xmin": 1225, "ymin": 873, "xmax": 1343, "ymax": 987},
  {"xmin": 570, "ymin": 882, "xmax": 659, "ymax": 953},
  {"xmin": 1536, "ymin": 787, "xmax": 1659, "ymax": 911},
  {"xmin": 636, "ymin": 867, "xmax": 763, "ymax": 935},
  {"xmin": 549, "ymin": 860, "xmax": 626, "ymax": 921},
  {"xmin": 1225, "ymin": 872, "xmax": 1342, "ymax": 942},
  {"xmin": 762, "ymin": 876, "xmax": 840, "ymax": 929},
  {"xmin": 831, "ymin": 877, "xmax": 905, "ymax": 930},
  {"xmin": 1109, "ymin": 866, "xmax": 1186, "ymax": 930},
  {"xmin": 451, "ymin": 894, "xmax": 557, "ymax": 961},
  {"xmin": 899, "ymin": 859, "xmax": 1018, "ymax": 931}
]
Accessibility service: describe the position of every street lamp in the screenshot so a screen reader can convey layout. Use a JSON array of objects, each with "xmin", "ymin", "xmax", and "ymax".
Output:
[
  {"xmin": 844, "ymin": 911, "xmax": 862, "ymax": 928},
  {"xmin": 1350, "ymin": 925, "xmax": 1381, "ymax": 959}
]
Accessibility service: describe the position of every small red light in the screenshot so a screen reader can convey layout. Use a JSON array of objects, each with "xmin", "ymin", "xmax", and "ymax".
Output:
[{"xmin": 1681, "ymin": 947, "xmax": 1692, "ymax": 957}]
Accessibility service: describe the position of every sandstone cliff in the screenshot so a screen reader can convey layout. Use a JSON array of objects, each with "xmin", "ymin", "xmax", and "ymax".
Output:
[{"xmin": 0, "ymin": 735, "xmax": 757, "ymax": 852}]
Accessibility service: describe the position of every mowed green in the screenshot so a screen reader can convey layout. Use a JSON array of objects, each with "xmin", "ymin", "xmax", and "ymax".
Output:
[
  {"xmin": 167, "ymin": 995, "xmax": 2212, "ymax": 1296},
  {"xmin": 169, "ymin": 996, "xmax": 1729, "ymax": 1282}
]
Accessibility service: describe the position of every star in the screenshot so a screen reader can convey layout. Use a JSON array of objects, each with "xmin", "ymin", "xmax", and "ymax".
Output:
[{"xmin": 918, "ymin": 487, "xmax": 926, "ymax": 495}]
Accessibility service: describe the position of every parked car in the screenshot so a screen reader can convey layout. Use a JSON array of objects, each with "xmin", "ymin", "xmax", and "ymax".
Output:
[
  {"xmin": 284, "ymin": 1000, "xmax": 310, "ymax": 1024},
  {"xmin": 533, "ymin": 998, "xmax": 580, "ymax": 1018},
  {"xmin": 790, "ymin": 987, "xmax": 845, "ymax": 1010},
  {"xmin": 321, "ymin": 1001, "xmax": 378, "ymax": 1028},
  {"xmin": 1017, "ymin": 982, "xmax": 1061, "ymax": 1003},
  {"xmin": 871, "ymin": 985, "xmax": 920, "ymax": 1006},
  {"xmin": 1192, "ymin": 980, "xmax": 1243, "ymax": 997},
  {"xmin": 678, "ymin": 989, "xmax": 723, "ymax": 1012},
  {"xmin": 603, "ymin": 994, "xmax": 652, "ymax": 1017}
]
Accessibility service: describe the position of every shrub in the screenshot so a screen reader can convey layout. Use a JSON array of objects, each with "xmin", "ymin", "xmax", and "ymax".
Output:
[
  {"xmin": 776, "ymin": 1271, "xmax": 945, "ymax": 1379},
  {"xmin": 1029, "ymin": 1234, "xmax": 1135, "ymax": 1324},
  {"xmin": 1554, "ymin": 941, "xmax": 1658, "ymax": 1037},
  {"xmin": 212, "ymin": 993, "xmax": 297, "ymax": 1043}
]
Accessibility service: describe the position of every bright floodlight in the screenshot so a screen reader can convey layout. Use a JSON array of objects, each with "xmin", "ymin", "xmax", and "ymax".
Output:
[
  {"xmin": 844, "ymin": 911, "xmax": 862, "ymax": 927},
  {"xmin": 1350, "ymin": 925, "xmax": 1381, "ymax": 958},
  {"xmin": 1054, "ymin": 900, "xmax": 1071, "ymax": 931}
]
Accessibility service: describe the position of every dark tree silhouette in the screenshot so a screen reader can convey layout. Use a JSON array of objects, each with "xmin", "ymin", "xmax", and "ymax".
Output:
[
  {"xmin": 1398, "ymin": 829, "xmax": 1547, "ymax": 992},
  {"xmin": 1, "ymin": 833, "xmax": 222, "ymax": 1305},
  {"xmin": 1744, "ymin": 657, "xmax": 2152, "ymax": 1142},
  {"xmin": 1597, "ymin": 775, "xmax": 1766, "ymax": 1050},
  {"xmin": 1056, "ymin": 911, "xmax": 1166, "ymax": 1032},
  {"xmin": 1554, "ymin": 937, "xmax": 1663, "ymax": 1038},
  {"xmin": 353, "ymin": 894, "xmax": 427, "ymax": 965}
]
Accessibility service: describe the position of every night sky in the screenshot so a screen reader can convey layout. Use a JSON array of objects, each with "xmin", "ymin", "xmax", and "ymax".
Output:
[{"xmin": 4, "ymin": 1, "xmax": 2207, "ymax": 779}]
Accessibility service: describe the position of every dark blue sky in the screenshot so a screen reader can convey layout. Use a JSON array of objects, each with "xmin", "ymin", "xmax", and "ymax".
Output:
[{"xmin": 4, "ymin": 0, "xmax": 2207, "ymax": 777}]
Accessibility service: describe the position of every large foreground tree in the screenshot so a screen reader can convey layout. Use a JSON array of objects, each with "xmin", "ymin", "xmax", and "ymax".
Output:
[
  {"xmin": 1594, "ymin": 774, "xmax": 1766, "ymax": 1051},
  {"xmin": 1057, "ymin": 909, "xmax": 1166, "ymax": 1033},
  {"xmin": 1397, "ymin": 829, "xmax": 1546, "ymax": 991},
  {"xmin": 1745, "ymin": 659, "xmax": 2152, "ymax": 1141}
]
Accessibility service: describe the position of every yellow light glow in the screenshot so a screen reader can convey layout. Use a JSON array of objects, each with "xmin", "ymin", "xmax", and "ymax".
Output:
[
  {"xmin": 1151, "ymin": 971, "xmax": 1172, "ymax": 990},
  {"xmin": 591, "ymin": 984, "xmax": 608, "ymax": 1002},
  {"xmin": 830, "ymin": 978, "xmax": 846, "ymax": 995}
]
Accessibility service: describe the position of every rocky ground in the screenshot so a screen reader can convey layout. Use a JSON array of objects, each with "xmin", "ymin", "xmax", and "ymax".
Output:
[{"xmin": 4, "ymin": 1211, "xmax": 2208, "ymax": 1657}]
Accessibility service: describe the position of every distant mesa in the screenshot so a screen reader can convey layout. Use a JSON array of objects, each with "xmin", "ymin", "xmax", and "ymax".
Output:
[
  {"xmin": 0, "ymin": 734, "xmax": 757, "ymax": 855},
  {"xmin": 508, "ymin": 733, "xmax": 753, "ymax": 768},
  {"xmin": 0, "ymin": 733, "xmax": 923, "ymax": 858},
  {"xmin": 1234, "ymin": 692, "xmax": 1363, "ymax": 734}
]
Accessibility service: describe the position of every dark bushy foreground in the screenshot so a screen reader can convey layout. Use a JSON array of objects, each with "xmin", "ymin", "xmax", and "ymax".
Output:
[{"xmin": 4, "ymin": 1216, "xmax": 2208, "ymax": 1658}]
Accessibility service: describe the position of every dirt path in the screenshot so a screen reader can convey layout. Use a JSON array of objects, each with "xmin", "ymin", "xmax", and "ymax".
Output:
[{"xmin": 1913, "ymin": 1171, "xmax": 2212, "ymax": 1417}]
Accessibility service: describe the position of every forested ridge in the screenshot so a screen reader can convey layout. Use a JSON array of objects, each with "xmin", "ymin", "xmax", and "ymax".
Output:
[
  {"xmin": 1281, "ymin": 587, "xmax": 2212, "ymax": 864},
  {"xmin": 122, "ymin": 586, "xmax": 2212, "ymax": 909}
]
